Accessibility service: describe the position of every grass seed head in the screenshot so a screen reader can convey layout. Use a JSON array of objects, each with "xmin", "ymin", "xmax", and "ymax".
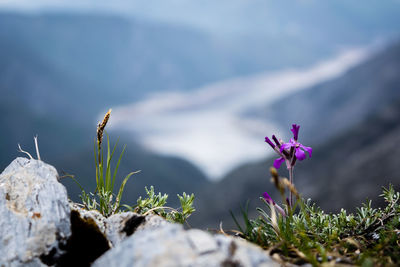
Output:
[{"xmin": 97, "ymin": 109, "xmax": 112, "ymax": 147}]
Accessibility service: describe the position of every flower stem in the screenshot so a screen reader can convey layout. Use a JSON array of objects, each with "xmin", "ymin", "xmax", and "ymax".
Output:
[{"xmin": 289, "ymin": 166, "xmax": 294, "ymax": 206}]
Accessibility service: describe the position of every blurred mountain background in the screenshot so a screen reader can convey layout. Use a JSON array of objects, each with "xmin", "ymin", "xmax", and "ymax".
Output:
[
  {"xmin": 192, "ymin": 42, "xmax": 400, "ymax": 228},
  {"xmin": 0, "ymin": 1, "xmax": 399, "ymax": 229}
]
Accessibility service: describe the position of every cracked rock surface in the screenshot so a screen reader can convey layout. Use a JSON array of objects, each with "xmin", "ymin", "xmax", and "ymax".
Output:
[
  {"xmin": 69, "ymin": 204, "xmax": 166, "ymax": 248},
  {"xmin": 93, "ymin": 223, "xmax": 280, "ymax": 267},
  {"xmin": 0, "ymin": 158, "xmax": 71, "ymax": 266}
]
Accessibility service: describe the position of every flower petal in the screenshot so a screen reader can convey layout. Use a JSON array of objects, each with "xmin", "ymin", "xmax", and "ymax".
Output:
[
  {"xmin": 263, "ymin": 192, "xmax": 275, "ymax": 205},
  {"xmin": 291, "ymin": 124, "xmax": 300, "ymax": 140},
  {"xmin": 273, "ymin": 157, "xmax": 285, "ymax": 169},
  {"xmin": 300, "ymin": 144, "xmax": 312, "ymax": 158},
  {"xmin": 295, "ymin": 148, "xmax": 306, "ymax": 160},
  {"xmin": 272, "ymin": 135, "xmax": 281, "ymax": 147},
  {"xmin": 265, "ymin": 137, "xmax": 275, "ymax": 148},
  {"xmin": 289, "ymin": 138, "xmax": 297, "ymax": 145},
  {"xmin": 279, "ymin": 142, "xmax": 292, "ymax": 153},
  {"xmin": 275, "ymin": 204, "xmax": 286, "ymax": 217}
]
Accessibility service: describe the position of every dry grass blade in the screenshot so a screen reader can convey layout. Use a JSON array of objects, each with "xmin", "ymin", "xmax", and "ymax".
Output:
[
  {"xmin": 34, "ymin": 135, "xmax": 41, "ymax": 161},
  {"xmin": 270, "ymin": 167, "xmax": 285, "ymax": 195},
  {"xmin": 281, "ymin": 178, "xmax": 300, "ymax": 199},
  {"xmin": 17, "ymin": 143, "xmax": 33, "ymax": 159}
]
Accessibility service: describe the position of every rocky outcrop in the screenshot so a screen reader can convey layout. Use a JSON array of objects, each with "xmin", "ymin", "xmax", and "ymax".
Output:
[
  {"xmin": 69, "ymin": 204, "xmax": 168, "ymax": 248},
  {"xmin": 93, "ymin": 223, "xmax": 280, "ymax": 267},
  {"xmin": 0, "ymin": 158, "xmax": 71, "ymax": 266},
  {"xmin": 0, "ymin": 158, "xmax": 280, "ymax": 266}
]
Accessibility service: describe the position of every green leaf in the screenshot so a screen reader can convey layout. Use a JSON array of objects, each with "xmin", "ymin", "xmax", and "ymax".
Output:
[
  {"xmin": 105, "ymin": 133, "xmax": 112, "ymax": 191},
  {"xmin": 64, "ymin": 173, "xmax": 85, "ymax": 193},
  {"xmin": 230, "ymin": 210, "xmax": 244, "ymax": 235},
  {"xmin": 115, "ymin": 170, "xmax": 141, "ymax": 210},
  {"xmin": 121, "ymin": 204, "xmax": 134, "ymax": 212},
  {"xmin": 112, "ymin": 144, "xmax": 126, "ymax": 192},
  {"xmin": 94, "ymin": 138, "xmax": 99, "ymax": 192},
  {"xmin": 97, "ymin": 139, "xmax": 105, "ymax": 192}
]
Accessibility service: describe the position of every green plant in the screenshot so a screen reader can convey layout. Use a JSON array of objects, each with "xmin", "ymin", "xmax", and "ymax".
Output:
[
  {"xmin": 232, "ymin": 123, "xmax": 400, "ymax": 266},
  {"xmin": 70, "ymin": 109, "xmax": 139, "ymax": 217},
  {"xmin": 234, "ymin": 182, "xmax": 400, "ymax": 266},
  {"xmin": 70, "ymin": 109, "xmax": 195, "ymax": 223},
  {"xmin": 92, "ymin": 132, "xmax": 140, "ymax": 217},
  {"xmin": 124, "ymin": 186, "xmax": 195, "ymax": 224}
]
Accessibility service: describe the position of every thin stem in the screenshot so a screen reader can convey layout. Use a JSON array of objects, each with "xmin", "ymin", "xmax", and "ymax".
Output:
[
  {"xmin": 98, "ymin": 142, "xmax": 102, "ymax": 165},
  {"xmin": 143, "ymin": 206, "xmax": 177, "ymax": 216},
  {"xmin": 289, "ymin": 166, "xmax": 294, "ymax": 206}
]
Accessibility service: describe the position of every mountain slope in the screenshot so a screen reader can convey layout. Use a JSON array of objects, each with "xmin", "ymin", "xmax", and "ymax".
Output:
[
  {"xmin": 192, "ymin": 42, "xmax": 400, "ymax": 229},
  {"xmin": 0, "ymin": 11, "xmax": 330, "ymax": 104},
  {"xmin": 0, "ymin": 11, "xmax": 344, "ymax": 165},
  {"xmin": 0, "ymin": 12, "xmax": 231, "ymax": 104},
  {"xmin": 0, "ymin": 12, "xmax": 216, "ymax": 204},
  {"xmin": 260, "ymin": 41, "xmax": 400, "ymax": 145},
  {"xmin": 193, "ymin": 98, "xmax": 400, "ymax": 229}
]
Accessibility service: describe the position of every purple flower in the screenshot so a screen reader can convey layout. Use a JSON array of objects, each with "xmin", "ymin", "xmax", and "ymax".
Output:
[
  {"xmin": 280, "ymin": 139, "xmax": 312, "ymax": 161},
  {"xmin": 264, "ymin": 137, "xmax": 275, "ymax": 149},
  {"xmin": 265, "ymin": 123, "xmax": 312, "ymax": 169},
  {"xmin": 290, "ymin": 124, "xmax": 300, "ymax": 141},
  {"xmin": 273, "ymin": 157, "xmax": 285, "ymax": 169},
  {"xmin": 263, "ymin": 192, "xmax": 275, "ymax": 205},
  {"xmin": 263, "ymin": 192, "xmax": 286, "ymax": 216}
]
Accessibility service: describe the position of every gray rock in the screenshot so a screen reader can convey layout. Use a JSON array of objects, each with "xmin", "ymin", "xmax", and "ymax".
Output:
[
  {"xmin": 104, "ymin": 211, "xmax": 142, "ymax": 246},
  {"xmin": 105, "ymin": 212, "xmax": 168, "ymax": 247},
  {"xmin": 93, "ymin": 223, "xmax": 280, "ymax": 267},
  {"xmin": 70, "ymin": 205, "xmax": 148, "ymax": 247},
  {"xmin": 69, "ymin": 202, "xmax": 107, "ymax": 234},
  {"xmin": 135, "ymin": 213, "xmax": 170, "ymax": 231},
  {"xmin": 0, "ymin": 157, "xmax": 282, "ymax": 266},
  {"xmin": 0, "ymin": 158, "xmax": 71, "ymax": 266}
]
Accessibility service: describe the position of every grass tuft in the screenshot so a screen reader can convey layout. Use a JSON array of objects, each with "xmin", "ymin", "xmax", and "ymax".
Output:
[{"xmin": 68, "ymin": 109, "xmax": 195, "ymax": 224}]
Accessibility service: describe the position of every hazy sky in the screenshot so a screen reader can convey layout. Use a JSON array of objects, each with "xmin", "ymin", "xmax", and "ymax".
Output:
[
  {"xmin": 2, "ymin": 0, "xmax": 400, "ymax": 36},
  {"xmin": 0, "ymin": 0, "xmax": 272, "ymax": 33}
]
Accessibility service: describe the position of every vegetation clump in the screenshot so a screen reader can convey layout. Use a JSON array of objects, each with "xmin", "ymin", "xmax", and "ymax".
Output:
[
  {"xmin": 124, "ymin": 186, "xmax": 195, "ymax": 224},
  {"xmin": 232, "ymin": 124, "xmax": 400, "ymax": 266},
  {"xmin": 71, "ymin": 109, "xmax": 195, "ymax": 224}
]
